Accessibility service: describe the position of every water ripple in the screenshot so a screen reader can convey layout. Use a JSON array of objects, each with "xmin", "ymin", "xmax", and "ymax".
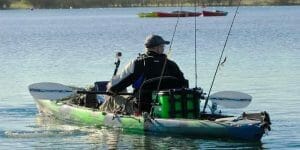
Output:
[
  {"xmin": 4, "ymin": 129, "xmax": 80, "ymax": 139},
  {"xmin": 0, "ymin": 106, "xmax": 37, "ymax": 118}
]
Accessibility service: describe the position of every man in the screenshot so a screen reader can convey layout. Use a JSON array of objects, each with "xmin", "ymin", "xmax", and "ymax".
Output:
[{"xmin": 99, "ymin": 34, "xmax": 187, "ymax": 114}]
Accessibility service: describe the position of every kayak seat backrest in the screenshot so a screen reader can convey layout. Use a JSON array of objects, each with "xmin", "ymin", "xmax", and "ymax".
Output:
[{"xmin": 137, "ymin": 76, "xmax": 182, "ymax": 112}]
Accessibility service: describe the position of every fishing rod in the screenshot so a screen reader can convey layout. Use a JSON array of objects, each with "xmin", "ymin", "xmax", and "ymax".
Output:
[
  {"xmin": 202, "ymin": 0, "xmax": 242, "ymax": 113},
  {"xmin": 136, "ymin": 1, "xmax": 184, "ymax": 113},
  {"xmin": 156, "ymin": 0, "xmax": 183, "ymax": 91},
  {"xmin": 157, "ymin": 0, "xmax": 200, "ymax": 90},
  {"xmin": 194, "ymin": 0, "xmax": 199, "ymax": 88}
]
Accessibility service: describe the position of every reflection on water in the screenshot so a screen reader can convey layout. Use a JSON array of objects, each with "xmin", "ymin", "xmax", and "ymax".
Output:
[
  {"xmin": 4, "ymin": 129, "xmax": 79, "ymax": 138},
  {"xmin": 2, "ymin": 114, "xmax": 261, "ymax": 149},
  {"xmin": 0, "ymin": 106, "xmax": 264, "ymax": 149}
]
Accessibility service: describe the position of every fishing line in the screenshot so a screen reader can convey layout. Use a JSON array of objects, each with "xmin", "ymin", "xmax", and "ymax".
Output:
[
  {"xmin": 194, "ymin": 0, "xmax": 199, "ymax": 88},
  {"xmin": 202, "ymin": 0, "xmax": 242, "ymax": 113}
]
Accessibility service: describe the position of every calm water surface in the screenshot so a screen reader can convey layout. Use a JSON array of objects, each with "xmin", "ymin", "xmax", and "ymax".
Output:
[{"xmin": 0, "ymin": 6, "xmax": 299, "ymax": 149}]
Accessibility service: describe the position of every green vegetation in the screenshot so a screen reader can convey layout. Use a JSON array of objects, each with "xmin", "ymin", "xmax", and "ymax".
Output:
[
  {"xmin": 9, "ymin": 0, "xmax": 32, "ymax": 9},
  {"xmin": 1, "ymin": 0, "xmax": 299, "ymax": 9}
]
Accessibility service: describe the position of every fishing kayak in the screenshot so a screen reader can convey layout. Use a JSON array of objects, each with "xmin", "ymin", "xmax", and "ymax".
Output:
[
  {"xmin": 29, "ymin": 82, "xmax": 271, "ymax": 141},
  {"xmin": 138, "ymin": 12, "xmax": 158, "ymax": 17}
]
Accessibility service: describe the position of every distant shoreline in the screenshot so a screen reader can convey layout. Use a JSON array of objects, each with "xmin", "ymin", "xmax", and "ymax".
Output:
[{"xmin": 1, "ymin": 0, "xmax": 300, "ymax": 9}]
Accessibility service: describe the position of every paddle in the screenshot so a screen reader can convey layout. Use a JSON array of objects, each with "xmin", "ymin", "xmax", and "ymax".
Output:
[
  {"xmin": 77, "ymin": 90, "xmax": 132, "ymax": 95},
  {"xmin": 29, "ymin": 82, "xmax": 252, "ymax": 109},
  {"xmin": 29, "ymin": 82, "xmax": 75, "ymax": 100},
  {"xmin": 207, "ymin": 91, "xmax": 252, "ymax": 109},
  {"xmin": 29, "ymin": 82, "xmax": 133, "ymax": 100}
]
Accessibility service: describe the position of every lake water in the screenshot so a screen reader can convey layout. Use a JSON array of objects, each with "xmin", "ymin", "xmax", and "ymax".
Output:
[{"xmin": 0, "ymin": 6, "xmax": 299, "ymax": 149}]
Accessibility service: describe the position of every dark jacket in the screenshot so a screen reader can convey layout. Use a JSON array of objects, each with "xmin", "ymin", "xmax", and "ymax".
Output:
[{"xmin": 108, "ymin": 51, "xmax": 187, "ymax": 112}]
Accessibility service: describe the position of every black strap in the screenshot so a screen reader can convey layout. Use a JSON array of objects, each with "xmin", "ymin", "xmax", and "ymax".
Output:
[
  {"xmin": 169, "ymin": 90, "xmax": 176, "ymax": 118},
  {"xmin": 181, "ymin": 90, "xmax": 187, "ymax": 118},
  {"xmin": 192, "ymin": 90, "xmax": 199, "ymax": 118}
]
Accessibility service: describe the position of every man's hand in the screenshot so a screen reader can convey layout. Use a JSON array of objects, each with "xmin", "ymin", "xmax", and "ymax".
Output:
[{"xmin": 106, "ymin": 82, "xmax": 112, "ymax": 90}]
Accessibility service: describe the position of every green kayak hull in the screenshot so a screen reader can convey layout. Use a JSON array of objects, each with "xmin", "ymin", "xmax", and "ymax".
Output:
[{"xmin": 35, "ymin": 100, "xmax": 267, "ymax": 141}]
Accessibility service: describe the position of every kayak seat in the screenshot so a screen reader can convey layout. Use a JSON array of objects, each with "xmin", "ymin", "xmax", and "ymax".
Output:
[{"xmin": 136, "ymin": 76, "xmax": 183, "ymax": 112}]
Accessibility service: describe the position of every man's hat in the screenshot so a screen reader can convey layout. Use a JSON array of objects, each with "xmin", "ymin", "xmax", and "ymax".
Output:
[{"xmin": 144, "ymin": 35, "xmax": 170, "ymax": 48}]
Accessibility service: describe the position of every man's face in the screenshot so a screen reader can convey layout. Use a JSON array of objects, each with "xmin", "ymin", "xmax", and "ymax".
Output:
[{"xmin": 158, "ymin": 44, "xmax": 165, "ymax": 54}]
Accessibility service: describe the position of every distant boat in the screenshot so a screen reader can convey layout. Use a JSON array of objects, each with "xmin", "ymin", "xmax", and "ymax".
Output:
[
  {"xmin": 138, "ymin": 11, "xmax": 202, "ymax": 18},
  {"xmin": 202, "ymin": 10, "xmax": 228, "ymax": 17},
  {"xmin": 138, "ymin": 12, "xmax": 158, "ymax": 17},
  {"xmin": 158, "ymin": 11, "xmax": 202, "ymax": 17}
]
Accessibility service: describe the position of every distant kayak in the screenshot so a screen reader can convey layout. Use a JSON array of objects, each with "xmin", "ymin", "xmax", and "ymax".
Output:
[
  {"xmin": 138, "ymin": 11, "xmax": 202, "ymax": 18},
  {"xmin": 202, "ymin": 10, "xmax": 228, "ymax": 17},
  {"xmin": 138, "ymin": 12, "xmax": 158, "ymax": 17}
]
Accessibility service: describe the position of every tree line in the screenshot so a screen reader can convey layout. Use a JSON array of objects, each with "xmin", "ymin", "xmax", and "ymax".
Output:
[{"xmin": 1, "ymin": 0, "xmax": 300, "ymax": 9}]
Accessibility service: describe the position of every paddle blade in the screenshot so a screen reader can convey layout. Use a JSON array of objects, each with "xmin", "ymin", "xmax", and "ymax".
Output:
[
  {"xmin": 29, "ymin": 82, "xmax": 75, "ymax": 100},
  {"xmin": 209, "ymin": 91, "xmax": 252, "ymax": 108}
]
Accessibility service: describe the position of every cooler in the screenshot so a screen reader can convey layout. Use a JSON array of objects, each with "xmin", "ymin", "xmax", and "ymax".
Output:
[{"xmin": 152, "ymin": 89, "xmax": 202, "ymax": 119}]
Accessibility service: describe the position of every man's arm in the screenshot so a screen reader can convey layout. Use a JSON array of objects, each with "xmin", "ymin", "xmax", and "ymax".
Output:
[{"xmin": 108, "ymin": 60, "xmax": 136, "ymax": 93}]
